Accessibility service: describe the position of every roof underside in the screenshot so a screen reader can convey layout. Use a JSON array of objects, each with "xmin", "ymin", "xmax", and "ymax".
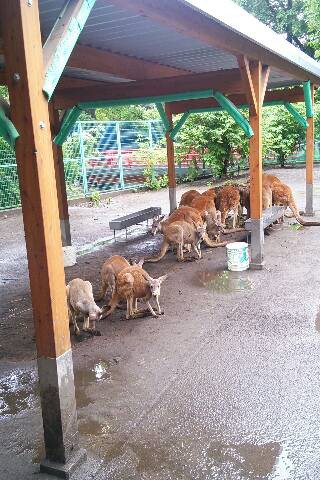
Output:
[{"xmin": 38, "ymin": 0, "xmax": 320, "ymax": 91}]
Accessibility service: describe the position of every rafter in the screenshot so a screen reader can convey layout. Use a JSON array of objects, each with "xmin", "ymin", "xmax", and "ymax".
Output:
[
  {"xmin": 54, "ymin": 68, "xmax": 243, "ymax": 109},
  {"xmin": 237, "ymin": 55, "xmax": 257, "ymax": 116},
  {"xmin": 68, "ymin": 44, "xmax": 191, "ymax": 81},
  {"xmin": 261, "ymin": 65, "xmax": 271, "ymax": 103},
  {"xmin": 109, "ymin": 0, "xmax": 319, "ymax": 84},
  {"xmin": 169, "ymin": 87, "xmax": 305, "ymax": 115},
  {"xmin": 43, "ymin": 0, "xmax": 96, "ymax": 98}
]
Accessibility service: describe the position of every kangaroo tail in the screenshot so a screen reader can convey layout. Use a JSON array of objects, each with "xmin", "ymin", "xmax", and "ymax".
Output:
[
  {"xmin": 145, "ymin": 240, "xmax": 170, "ymax": 262},
  {"xmin": 101, "ymin": 293, "xmax": 119, "ymax": 319},
  {"xmin": 289, "ymin": 201, "xmax": 320, "ymax": 226},
  {"xmin": 203, "ymin": 233, "xmax": 227, "ymax": 248}
]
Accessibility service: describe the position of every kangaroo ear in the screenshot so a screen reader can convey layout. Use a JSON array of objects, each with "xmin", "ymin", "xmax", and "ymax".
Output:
[
  {"xmin": 158, "ymin": 274, "xmax": 168, "ymax": 283},
  {"xmin": 137, "ymin": 258, "xmax": 144, "ymax": 267},
  {"xmin": 203, "ymin": 221, "xmax": 207, "ymax": 229}
]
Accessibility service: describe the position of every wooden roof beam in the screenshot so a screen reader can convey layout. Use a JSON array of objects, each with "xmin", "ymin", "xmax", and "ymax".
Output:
[
  {"xmin": 237, "ymin": 56, "xmax": 258, "ymax": 116},
  {"xmin": 43, "ymin": 0, "xmax": 96, "ymax": 98},
  {"xmin": 54, "ymin": 68, "xmax": 243, "ymax": 109},
  {"xmin": 109, "ymin": 0, "xmax": 319, "ymax": 84},
  {"xmin": 68, "ymin": 44, "xmax": 191, "ymax": 81},
  {"xmin": 168, "ymin": 87, "xmax": 305, "ymax": 115}
]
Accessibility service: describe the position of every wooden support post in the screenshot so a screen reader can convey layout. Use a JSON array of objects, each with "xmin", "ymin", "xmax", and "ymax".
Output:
[
  {"xmin": 305, "ymin": 84, "xmax": 315, "ymax": 216},
  {"xmin": 165, "ymin": 104, "xmax": 177, "ymax": 212},
  {"xmin": 1, "ymin": 1, "xmax": 85, "ymax": 477},
  {"xmin": 248, "ymin": 61, "xmax": 269, "ymax": 269},
  {"xmin": 49, "ymin": 106, "xmax": 72, "ymax": 247}
]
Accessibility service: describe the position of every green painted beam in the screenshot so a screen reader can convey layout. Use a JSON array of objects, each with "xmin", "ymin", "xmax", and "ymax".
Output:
[
  {"xmin": 213, "ymin": 91, "xmax": 254, "ymax": 138},
  {"xmin": 303, "ymin": 80, "xmax": 314, "ymax": 118},
  {"xmin": 0, "ymin": 106, "xmax": 19, "ymax": 148},
  {"xmin": 170, "ymin": 112, "xmax": 190, "ymax": 140},
  {"xmin": 155, "ymin": 103, "xmax": 170, "ymax": 132},
  {"xmin": 79, "ymin": 89, "xmax": 215, "ymax": 110},
  {"xmin": 43, "ymin": 0, "xmax": 96, "ymax": 99},
  {"xmin": 54, "ymin": 106, "xmax": 82, "ymax": 145},
  {"xmin": 284, "ymin": 102, "xmax": 308, "ymax": 129}
]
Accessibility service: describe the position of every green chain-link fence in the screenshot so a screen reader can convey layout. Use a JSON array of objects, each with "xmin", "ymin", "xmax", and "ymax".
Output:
[{"xmin": 0, "ymin": 120, "xmax": 319, "ymax": 211}]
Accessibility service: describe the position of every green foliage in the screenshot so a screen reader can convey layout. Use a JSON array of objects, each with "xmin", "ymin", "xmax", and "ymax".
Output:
[
  {"xmin": 306, "ymin": 0, "xmax": 320, "ymax": 58},
  {"xmin": 90, "ymin": 190, "xmax": 101, "ymax": 207},
  {"xmin": 263, "ymin": 104, "xmax": 308, "ymax": 165},
  {"xmin": 175, "ymin": 112, "xmax": 249, "ymax": 178},
  {"xmin": 143, "ymin": 166, "xmax": 168, "ymax": 190},
  {"xmin": 234, "ymin": 0, "xmax": 315, "ymax": 57},
  {"xmin": 95, "ymin": 105, "xmax": 159, "ymax": 121}
]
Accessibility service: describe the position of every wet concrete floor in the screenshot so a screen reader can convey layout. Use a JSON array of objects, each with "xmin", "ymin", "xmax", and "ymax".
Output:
[{"xmin": 1, "ymin": 169, "xmax": 320, "ymax": 479}]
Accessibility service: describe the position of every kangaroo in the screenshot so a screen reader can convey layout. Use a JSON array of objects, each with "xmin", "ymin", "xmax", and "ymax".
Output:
[
  {"xmin": 215, "ymin": 185, "xmax": 241, "ymax": 228},
  {"xmin": 66, "ymin": 278, "xmax": 102, "ymax": 335},
  {"xmin": 179, "ymin": 189, "xmax": 201, "ymax": 207},
  {"xmin": 96, "ymin": 255, "xmax": 130, "ymax": 302},
  {"xmin": 262, "ymin": 184, "xmax": 272, "ymax": 209},
  {"xmin": 146, "ymin": 218, "xmax": 207, "ymax": 263},
  {"xmin": 262, "ymin": 173, "xmax": 282, "ymax": 189},
  {"xmin": 272, "ymin": 182, "xmax": 320, "ymax": 226},
  {"xmin": 151, "ymin": 206, "xmax": 223, "ymax": 247},
  {"xmin": 103, "ymin": 266, "xmax": 167, "ymax": 320}
]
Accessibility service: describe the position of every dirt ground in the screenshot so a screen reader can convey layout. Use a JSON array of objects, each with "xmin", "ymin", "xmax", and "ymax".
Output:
[{"xmin": 1, "ymin": 168, "xmax": 320, "ymax": 479}]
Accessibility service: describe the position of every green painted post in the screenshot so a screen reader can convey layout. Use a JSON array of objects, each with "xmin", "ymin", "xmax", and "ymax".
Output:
[
  {"xmin": 303, "ymin": 81, "xmax": 314, "ymax": 118},
  {"xmin": 116, "ymin": 122, "xmax": 125, "ymax": 189},
  {"xmin": 54, "ymin": 106, "xmax": 82, "ymax": 145},
  {"xmin": 284, "ymin": 103, "xmax": 308, "ymax": 129},
  {"xmin": 155, "ymin": 103, "xmax": 171, "ymax": 132},
  {"xmin": 169, "ymin": 112, "xmax": 190, "ymax": 140},
  {"xmin": 0, "ymin": 106, "xmax": 19, "ymax": 148},
  {"xmin": 78, "ymin": 122, "xmax": 88, "ymax": 196},
  {"xmin": 213, "ymin": 91, "xmax": 254, "ymax": 138},
  {"xmin": 79, "ymin": 89, "xmax": 215, "ymax": 110},
  {"xmin": 43, "ymin": 0, "xmax": 97, "ymax": 99}
]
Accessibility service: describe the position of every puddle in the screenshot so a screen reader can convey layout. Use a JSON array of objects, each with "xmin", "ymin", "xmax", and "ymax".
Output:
[
  {"xmin": 207, "ymin": 441, "xmax": 293, "ymax": 478},
  {"xmin": 197, "ymin": 270, "xmax": 254, "ymax": 293},
  {"xmin": 0, "ymin": 369, "xmax": 38, "ymax": 418},
  {"xmin": 74, "ymin": 359, "xmax": 120, "ymax": 408}
]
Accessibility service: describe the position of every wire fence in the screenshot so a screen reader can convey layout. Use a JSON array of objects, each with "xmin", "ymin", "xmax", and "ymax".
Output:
[{"xmin": 0, "ymin": 119, "xmax": 320, "ymax": 210}]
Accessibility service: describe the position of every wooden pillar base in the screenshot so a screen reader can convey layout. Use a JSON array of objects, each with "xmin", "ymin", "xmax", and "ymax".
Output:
[
  {"xmin": 169, "ymin": 186, "xmax": 177, "ymax": 212},
  {"xmin": 249, "ymin": 218, "xmax": 264, "ymax": 269},
  {"xmin": 38, "ymin": 349, "xmax": 84, "ymax": 472},
  {"xmin": 305, "ymin": 183, "xmax": 314, "ymax": 216}
]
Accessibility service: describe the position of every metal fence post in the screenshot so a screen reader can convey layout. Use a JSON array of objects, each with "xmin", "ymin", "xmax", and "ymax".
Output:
[
  {"xmin": 148, "ymin": 120, "xmax": 153, "ymax": 149},
  {"xmin": 116, "ymin": 122, "xmax": 125, "ymax": 189},
  {"xmin": 79, "ymin": 122, "xmax": 88, "ymax": 196}
]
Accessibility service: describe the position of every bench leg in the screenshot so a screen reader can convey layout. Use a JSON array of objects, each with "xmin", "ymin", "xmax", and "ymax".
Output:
[
  {"xmin": 125, "ymin": 227, "xmax": 128, "ymax": 239},
  {"xmin": 250, "ymin": 218, "xmax": 264, "ymax": 270},
  {"xmin": 113, "ymin": 230, "xmax": 116, "ymax": 242}
]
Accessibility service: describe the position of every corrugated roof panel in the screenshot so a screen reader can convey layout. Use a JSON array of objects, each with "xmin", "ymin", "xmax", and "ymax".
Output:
[{"xmin": 38, "ymin": 0, "xmax": 320, "ymax": 88}]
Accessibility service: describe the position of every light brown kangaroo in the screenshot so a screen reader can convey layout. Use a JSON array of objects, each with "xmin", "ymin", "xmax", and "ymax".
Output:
[
  {"xmin": 215, "ymin": 185, "xmax": 241, "ymax": 228},
  {"xmin": 103, "ymin": 266, "xmax": 167, "ymax": 320},
  {"xmin": 179, "ymin": 189, "xmax": 201, "ymax": 207},
  {"xmin": 66, "ymin": 278, "xmax": 102, "ymax": 335},
  {"xmin": 96, "ymin": 255, "xmax": 130, "ymax": 302},
  {"xmin": 151, "ymin": 206, "xmax": 223, "ymax": 247},
  {"xmin": 146, "ymin": 218, "xmax": 207, "ymax": 262},
  {"xmin": 272, "ymin": 182, "xmax": 320, "ymax": 226}
]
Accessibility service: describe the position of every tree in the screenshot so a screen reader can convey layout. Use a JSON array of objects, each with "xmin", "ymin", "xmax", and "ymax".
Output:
[
  {"xmin": 95, "ymin": 104, "xmax": 159, "ymax": 121},
  {"xmin": 234, "ymin": 0, "xmax": 315, "ymax": 57},
  {"xmin": 262, "ymin": 105, "xmax": 306, "ymax": 165},
  {"xmin": 175, "ymin": 112, "xmax": 249, "ymax": 177}
]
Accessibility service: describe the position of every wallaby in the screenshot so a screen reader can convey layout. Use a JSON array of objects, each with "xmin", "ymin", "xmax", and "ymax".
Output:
[
  {"xmin": 215, "ymin": 185, "xmax": 241, "ymax": 228},
  {"xmin": 262, "ymin": 173, "xmax": 282, "ymax": 189},
  {"xmin": 262, "ymin": 184, "xmax": 272, "ymax": 209},
  {"xmin": 179, "ymin": 189, "xmax": 201, "ymax": 207},
  {"xmin": 146, "ymin": 218, "xmax": 207, "ymax": 263},
  {"xmin": 103, "ymin": 266, "xmax": 167, "ymax": 320},
  {"xmin": 66, "ymin": 278, "xmax": 102, "ymax": 335}
]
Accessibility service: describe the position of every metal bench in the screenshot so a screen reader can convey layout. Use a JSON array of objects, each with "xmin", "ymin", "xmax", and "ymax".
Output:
[
  {"xmin": 109, "ymin": 207, "xmax": 161, "ymax": 239},
  {"xmin": 245, "ymin": 206, "xmax": 285, "ymax": 240}
]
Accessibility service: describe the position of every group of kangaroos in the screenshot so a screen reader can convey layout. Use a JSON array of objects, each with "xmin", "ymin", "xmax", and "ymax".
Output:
[{"xmin": 66, "ymin": 172, "xmax": 320, "ymax": 336}]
